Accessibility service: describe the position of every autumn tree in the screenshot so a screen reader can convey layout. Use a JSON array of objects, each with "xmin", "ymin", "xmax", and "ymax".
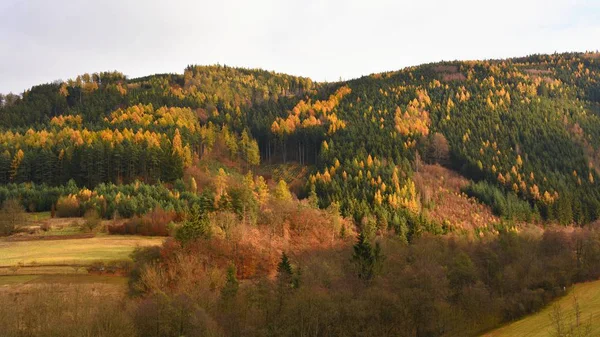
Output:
[{"xmin": 274, "ymin": 179, "xmax": 292, "ymax": 201}]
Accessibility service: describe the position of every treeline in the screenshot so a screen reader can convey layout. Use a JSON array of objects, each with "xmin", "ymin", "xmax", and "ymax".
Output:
[
  {"xmin": 0, "ymin": 181, "xmax": 194, "ymax": 218},
  {"xmin": 0, "ymin": 106, "xmax": 260, "ymax": 187}
]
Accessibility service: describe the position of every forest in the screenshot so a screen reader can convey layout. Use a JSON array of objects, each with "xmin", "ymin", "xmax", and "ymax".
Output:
[
  {"xmin": 2, "ymin": 53, "xmax": 600, "ymax": 228},
  {"xmin": 1, "ymin": 52, "xmax": 600, "ymax": 336}
]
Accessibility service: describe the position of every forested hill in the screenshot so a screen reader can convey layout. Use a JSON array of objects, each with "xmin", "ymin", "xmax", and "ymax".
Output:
[{"xmin": 1, "ymin": 52, "xmax": 600, "ymax": 233}]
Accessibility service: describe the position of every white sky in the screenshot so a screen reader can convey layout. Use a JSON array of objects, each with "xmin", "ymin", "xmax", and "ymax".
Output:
[{"xmin": 0, "ymin": 0, "xmax": 598, "ymax": 94}]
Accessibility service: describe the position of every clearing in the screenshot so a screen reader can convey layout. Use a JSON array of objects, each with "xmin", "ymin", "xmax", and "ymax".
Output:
[
  {"xmin": 483, "ymin": 280, "xmax": 600, "ymax": 337},
  {"xmin": 0, "ymin": 235, "xmax": 164, "ymax": 268},
  {"xmin": 414, "ymin": 164, "xmax": 500, "ymax": 231}
]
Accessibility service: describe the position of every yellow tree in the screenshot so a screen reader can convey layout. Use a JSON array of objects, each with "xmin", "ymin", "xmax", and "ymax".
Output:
[
  {"xmin": 254, "ymin": 176, "xmax": 270, "ymax": 206},
  {"xmin": 214, "ymin": 168, "xmax": 228, "ymax": 205},
  {"xmin": 10, "ymin": 149, "xmax": 24, "ymax": 181},
  {"xmin": 274, "ymin": 180, "xmax": 292, "ymax": 201}
]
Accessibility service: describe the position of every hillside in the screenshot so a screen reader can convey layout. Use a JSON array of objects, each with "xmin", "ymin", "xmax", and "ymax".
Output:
[
  {"xmin": 1, "ymin": 53, "xmax": 599, "ymax": 234},
  {"xmin": 2, "ymin": 52, "xmax": 600, "ymax": 336}
]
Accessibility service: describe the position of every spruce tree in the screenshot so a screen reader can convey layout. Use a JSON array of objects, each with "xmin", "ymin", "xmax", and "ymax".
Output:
[
  {"xmin": 276, "ymin": 252, "xmax": 294, "ymax": 312},
  {"xmin": 352, "ymin": 232, "xmax": 384, "ymax": 281}
]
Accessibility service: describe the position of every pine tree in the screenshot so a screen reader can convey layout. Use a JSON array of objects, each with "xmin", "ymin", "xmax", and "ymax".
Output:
[
  {"xmin": 276, "ymin": 252, "xmax": 295, "ymax": 312},
  {"xmin": 221, "ymin": 264, "xmax": 239, "ymax": 301},
  {"xmin": 352, "ymin": 232, "xmax": 384, "ymax": 281},
  {"xmin": 277, "ymin": 252, "xmax": 293, "ymax": 277},
  {"xmin": 176, "ymin": 204, "xmax": 211, "ymax": 243}
]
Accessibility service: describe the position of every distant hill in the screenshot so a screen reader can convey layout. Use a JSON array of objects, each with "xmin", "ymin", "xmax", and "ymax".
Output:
[{"xmin": 1, "ymin": 52, "xmax": 600, "ymax": 233}]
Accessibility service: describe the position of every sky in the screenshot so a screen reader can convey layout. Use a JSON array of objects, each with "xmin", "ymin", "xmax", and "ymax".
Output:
[{"xmin": 0, "ymin": 0, "xmax": 599, "ymax": 94}]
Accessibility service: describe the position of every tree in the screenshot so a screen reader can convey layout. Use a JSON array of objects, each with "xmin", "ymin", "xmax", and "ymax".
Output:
[
  {"xmin": 429, "ymin": 132, "xmax": 450, "ymax": 165},
  {"xmin": 176, "ymin": 204, "xmax": 211, "ymax": 243},
  {"xmin": 221, "ymin": 264, "xmax": 239, "ymax": 301},
  {"xmin": 189, "ymin": 177, "xmax": 197, "ymax": 193},
  {"xmin": 276, "ymin": 252, "xmax": 296, "ymax": 312},
  {"xmin": 214, "ymin": 168, "xmax": 228, "ymax": 205},
  {"xmin": 254, "ymin": 176, "xmax": 270, "ymax": 206},
  {"xmin": 352, "ymin": 232, "xmax": 384, "ymax": 281},
  {"xmin": 274, "ymin": 180, "xmax": 292, "ymax": 201},
  {"xmin": 308, "ymin": 185, "xmax": 319, "ymax": 208},
  {"xmin": 550, "ymin": 296, "xmax": 592, "ymax": 337},
  {"xmin": 0, "ymin": 199, "xmax": 26, "ymax": 236},
  {"xmin": 277, "ymin": 252, "xmax": 293, "ymax": 278},
  {"xmin": 241, "ymin": 130, "xmax": 260, "ymax": 167},
  {"xmin": 10, "ymin": 149, "xmax": 24, "ymax": 182}
]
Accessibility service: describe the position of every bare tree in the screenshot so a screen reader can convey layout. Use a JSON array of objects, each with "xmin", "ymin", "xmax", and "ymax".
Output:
[
  {"xmin": 549, "ymin": 295, "xmax": 592, "ymax": 337},
  {"xmin": 0, "ymin": 199, "xmax": 26, "ymax": 236},
  {"xmin": 430, "ymin": 132, "xmax": 450, "ymax": 165}
]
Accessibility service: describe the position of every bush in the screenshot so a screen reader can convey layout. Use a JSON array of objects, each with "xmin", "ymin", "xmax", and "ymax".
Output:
[
  {"xmin": 108, "ymin": 206, "xmax": 175, "ymax": 236},
  {"xmin": 56, "ymin": 195, "xmax": 81, "ymax": 217},
  {"xmin": 87, "ymin": 261, "xmax": 105, "ymax": 273},
  {"xmin": 82, "ymin": 209, "xmax": 101, "ymax": 232}
]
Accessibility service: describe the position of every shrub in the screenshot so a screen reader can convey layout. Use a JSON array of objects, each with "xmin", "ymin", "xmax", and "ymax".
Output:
[
  {"xmin": 87, "ymin": 261, "xmax": 105, "ymax": 274},
  {"xmin": 56, "ymin": 195, "xmax": 81, "ymax": 217},
  {"xmin": 108, "ymin": 206, "xmax": 174, "ymax": 236},
  {"xmin": 107, "ymin": 221, "xmax": 126, "ymax": 235},
  {"xmin": 82, "ymin": 209, "xmax": 101, "ymax": 232}
]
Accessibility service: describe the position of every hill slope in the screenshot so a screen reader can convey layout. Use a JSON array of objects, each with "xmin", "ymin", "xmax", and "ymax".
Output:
[
  {"xmin": 484, "ymin": 280, "xmax": 600, "ymax": 337},
  {"xmin": 1, "ymin": 52, "xmax": 600, "ymax": 235}
]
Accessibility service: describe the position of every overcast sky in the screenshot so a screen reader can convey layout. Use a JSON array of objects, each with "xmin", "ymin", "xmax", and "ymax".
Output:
[{"xmin": 0, "ymin": 0, "xmax": 598, "ymax": 94}]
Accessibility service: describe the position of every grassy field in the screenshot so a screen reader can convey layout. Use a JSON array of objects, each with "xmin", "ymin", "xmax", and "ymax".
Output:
[
  {"xmin": 483, "ymin": 280, "xmax": 600, "ymax": 337},
  {"xmin": 0, "ymin": 274, "xmax": 128, "ymax": 286},
  {"xmin": 0, "ymin": 275, "xmax": 40, "ymax": 285},
  {"xmin": 0, "ymin": 235, "xmax": 164, "ymax": 267}
]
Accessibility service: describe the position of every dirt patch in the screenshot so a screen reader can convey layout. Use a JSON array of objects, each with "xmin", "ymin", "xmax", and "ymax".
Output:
[{"xmin": 414, "ymin": 164, "xmax": 500, "ymax": 230}]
